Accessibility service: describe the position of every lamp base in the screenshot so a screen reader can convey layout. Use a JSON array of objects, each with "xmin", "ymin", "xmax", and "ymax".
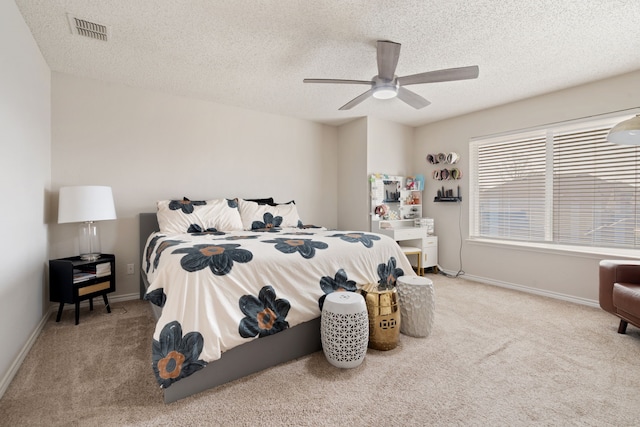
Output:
[{"xmin": 79, "ymin": 222, "xmax": 102, "ymax": 261}]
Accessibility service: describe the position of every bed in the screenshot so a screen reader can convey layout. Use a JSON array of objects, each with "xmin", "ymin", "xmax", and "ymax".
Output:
[{"xmin": 139, "ymin": 198, "xmax": 415, "ymax": 403}]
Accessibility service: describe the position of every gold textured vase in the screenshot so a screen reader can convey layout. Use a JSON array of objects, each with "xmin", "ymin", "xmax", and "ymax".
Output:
[{"xmin": 358, "ymin": 283, "xmax": 401, "ymax": 350}]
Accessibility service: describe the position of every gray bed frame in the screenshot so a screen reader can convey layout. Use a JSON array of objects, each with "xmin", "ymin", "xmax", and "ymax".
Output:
[{"xmin": 139, "ymin": 213, "xmax": 322, "ymax": 403}]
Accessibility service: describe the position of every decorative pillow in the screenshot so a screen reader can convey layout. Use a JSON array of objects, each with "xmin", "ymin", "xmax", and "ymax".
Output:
[
  {"xmin": 157, "ymin": 197, "xmax": 243, "ymax": 233},
  {"xmin": 238, "ymin": 198, "xmax": 302, "ymax": 230},
  {"xmin": 202, "ymin": 198, "xmax": 244, "ymax": 231},
  {"xmin": 268, "ymin": 199, "xmax": 296, "ymax": 206},
  {"xmin": 157, "ymin": 197, "xmax": 206, "ymax": 234}
]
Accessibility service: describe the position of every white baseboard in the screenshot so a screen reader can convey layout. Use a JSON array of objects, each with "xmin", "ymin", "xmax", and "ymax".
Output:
[
  {"xmin": 451, "ymin": 271, "xmax": 599, "ymax": 308},
  {"xmin": 0, "ymin": 292, "xmax": 141, "ymax": 399},
  {"xmin": 55, "ymin": 292, "xmax": 141, "ymax": 310},
  {"xmin": 0, "ymin": 308, "xmax": 51, "ymax": 399}
]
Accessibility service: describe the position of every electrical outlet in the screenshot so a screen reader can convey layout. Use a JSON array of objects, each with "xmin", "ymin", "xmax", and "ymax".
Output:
[{"xmin": 127, "ymin": 263, "xmax": 135, "ymax": 275}]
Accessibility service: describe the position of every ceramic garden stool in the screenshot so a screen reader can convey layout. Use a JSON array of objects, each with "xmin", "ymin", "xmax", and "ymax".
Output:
[
  {"xmin": 358, "ymin": 283, "xmax": 401, "ymax": 350},
  {"xmin": 396, "ymin": 275, "xmax": 435, "ymax": 338},
  {"xmin": 321, "ymin": 291, "xmax": 369, "ymax": 368}
]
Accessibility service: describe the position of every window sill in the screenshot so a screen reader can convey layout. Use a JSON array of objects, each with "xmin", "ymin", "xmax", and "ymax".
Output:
[{"xmin": 467, "ymin": 238, "xmax": 640, "ymax": 260}]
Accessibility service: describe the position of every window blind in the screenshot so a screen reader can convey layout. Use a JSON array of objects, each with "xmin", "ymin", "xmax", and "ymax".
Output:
[
  {"xmin": 553, "ymin": 126, "xmax": 639, "ymax": 248},
  {"xmin": 472, "ymin": 133, "xmax": 548, "ymax": 241},
  {"xmin": 470, "ymin": 113, "xmax": 640, "ymax": 250}
]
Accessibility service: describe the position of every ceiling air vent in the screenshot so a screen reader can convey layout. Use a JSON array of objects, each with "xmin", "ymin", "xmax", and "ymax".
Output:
[{"xmin": 67, "ymin": 14, "xmax": 109, "ymax": 41}]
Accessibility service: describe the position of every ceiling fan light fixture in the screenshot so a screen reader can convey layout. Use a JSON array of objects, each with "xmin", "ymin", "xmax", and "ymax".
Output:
[
  {"xmin": 303, "ymin": 40, "xmax": 479, "ymax": 110},
  {"xmin": 607, "ymin": 114, "xmax": 640, "ymax": 145},
  {"xmin": 371, "ymin": 75, "xmax": 399, "ymax": 99},
  {"xmin": 372, "ymin": 86, "xmax": 398, "ymax": 99}
]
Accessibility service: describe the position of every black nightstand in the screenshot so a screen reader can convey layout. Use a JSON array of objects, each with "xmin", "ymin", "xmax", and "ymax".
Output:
[{"xmin": 49, "ymin": 254, "xmax": 116, "ymax": 325}]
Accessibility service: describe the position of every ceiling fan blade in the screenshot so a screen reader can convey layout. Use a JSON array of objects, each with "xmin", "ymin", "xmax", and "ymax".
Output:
[
  {"xmin": 339, "ymin": 89, "xmax": 374, "ymax": 110},
  {"xmin": 397, "ymin": 87, "xmax": 431, "ymax": 109},
  {"xmin": 303, "ymin": 78, "xmax": 372, "ymax": 85},
  {"xmin": 398, "ymin": 65, "xmax": 479, "ymax": 86},
  {"xmin": 377, "ymin": 40, "xmax": 401, "ymax": 81}
]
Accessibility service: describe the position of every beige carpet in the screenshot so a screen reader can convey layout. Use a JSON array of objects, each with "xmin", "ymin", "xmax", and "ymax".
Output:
[{"xmin": 1, "ymin": 275, "xmax": 639, "ymax": 426}]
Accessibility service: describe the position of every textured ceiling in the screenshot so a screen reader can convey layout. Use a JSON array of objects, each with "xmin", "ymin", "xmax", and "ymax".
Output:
[{"xmin": 14, "ymin": 0, "xmax": 640, "ymax": 127}]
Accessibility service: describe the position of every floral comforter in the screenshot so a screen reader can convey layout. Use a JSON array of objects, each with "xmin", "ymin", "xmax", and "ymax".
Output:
[{"xmin": 143, "ymin": 227, "xmax": 415, "ymax": 388}]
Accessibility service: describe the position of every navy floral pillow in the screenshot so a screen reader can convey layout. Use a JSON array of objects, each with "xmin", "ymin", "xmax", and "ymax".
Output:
[
  {"xmin": 157, "ymin": 197, "xmax": 206, "ymax": 234},
  {"xmin": 157, "ymin": 197, "xmax": 243, "ymax": 233},
  {"xmin": 238, "ymin": 198, "xmax": 302, "ymax": 230}
]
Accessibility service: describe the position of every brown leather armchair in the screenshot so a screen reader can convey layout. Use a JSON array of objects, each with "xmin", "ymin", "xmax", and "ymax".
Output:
[{"xmin": 599, "ymin": 260, "xmax": 640, "ymax": 334}]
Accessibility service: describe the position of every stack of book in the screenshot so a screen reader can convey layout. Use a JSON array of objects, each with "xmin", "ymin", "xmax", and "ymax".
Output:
[
  {"xmin": 73, "ymin": 269, "xmax": 95, "ymax": 283},
  {"xmin": 72, "ymin": 262, "xmax": 111, "ymax": 283},
  {"xmin": 96, "ymin": 262, "xmax": 111, "ymax": 277}
]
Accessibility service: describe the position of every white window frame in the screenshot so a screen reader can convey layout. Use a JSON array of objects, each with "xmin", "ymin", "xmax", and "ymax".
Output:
[{"xmin": 469, "ymin": 111, "xmax": 640, "ymax": 253}]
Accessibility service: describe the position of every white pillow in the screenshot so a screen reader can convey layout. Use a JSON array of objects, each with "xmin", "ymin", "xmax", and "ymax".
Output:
[
  {"xmin": 202, "ymin": 198, "xmax": 243, "ymax": 231},
  {"xmin": 238, "ymin": 199, "xmax": 301, "ymax": 230},
  {"xmin": 157, "ymin": 198, "xmax": 243, "ymax": 234}
]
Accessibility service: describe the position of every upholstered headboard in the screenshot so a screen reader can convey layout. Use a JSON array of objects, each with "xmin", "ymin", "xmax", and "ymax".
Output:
[
  {"xmin": 139, "ymin": 213, "xmax": 159, "ymax": 299},
  {"xmin": 139, "ymin": 213, "xmax": 158, "ymax": 249}
]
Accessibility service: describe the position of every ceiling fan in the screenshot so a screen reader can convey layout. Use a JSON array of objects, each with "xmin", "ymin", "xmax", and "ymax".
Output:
[{"xmin": 303, "ymin": 40, "xmax": 479, "ymax": 110}]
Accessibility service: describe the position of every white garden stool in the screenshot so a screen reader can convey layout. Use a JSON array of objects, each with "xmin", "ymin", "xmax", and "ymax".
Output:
[
  {"xmin": 396, "ymin": 275, "xmax": 435, "ymax": 337},
  {"xmin": 321, "ymin": 291, "xmax": 369, "ymax": 368}
]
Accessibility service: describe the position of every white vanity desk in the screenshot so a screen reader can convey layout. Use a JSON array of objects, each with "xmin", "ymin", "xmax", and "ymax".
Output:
[
  {"xmin": 374, "ymin": 220, "xmax": 438, "ymax": 269},
  {"xmin": 369, "ymin": 174, "xmax": 437, "ymax": 270}
]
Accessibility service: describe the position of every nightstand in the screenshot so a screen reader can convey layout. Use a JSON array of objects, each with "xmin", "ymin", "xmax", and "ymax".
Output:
[{"xmin": 49, "ymin": 254, "xmax": 116, "ymax": 325}]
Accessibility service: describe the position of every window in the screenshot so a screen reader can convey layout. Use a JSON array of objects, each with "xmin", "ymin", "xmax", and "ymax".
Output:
[{"xmin": 470, "ymin": 113, "xmax": 640, "ymax": 250}]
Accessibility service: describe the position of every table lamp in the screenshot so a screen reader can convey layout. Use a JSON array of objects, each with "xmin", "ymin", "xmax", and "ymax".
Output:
[{"xmin": 58, "ymin": 186, "xmax": 117, "ymax": 261}]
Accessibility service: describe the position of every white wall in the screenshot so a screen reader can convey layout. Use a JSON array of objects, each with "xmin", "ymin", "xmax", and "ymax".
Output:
[
  {"xmin": 337, "ymin": 118, "xmax": 368, "ymax": 231},
  {"xmin": 335, "ymin": 117, "xmax": 415, "ymax": 231},
  {"xmin": 0, "ymin": 1, "xmax": 51, "ymax": 395},
  {"xmin": 50, "ymin": 73, "xmax": 338, "ymax": 298},
  {"xmin": 367, "ymin": 117, "xmax": 415, "ymax": 230},
  {"xmin": 367, "ymin": 117, "xmax": 414, "ymax": 177},
  {"xmin": 414, "ymin": 70, "xmax": 640, "ymax": 303}
]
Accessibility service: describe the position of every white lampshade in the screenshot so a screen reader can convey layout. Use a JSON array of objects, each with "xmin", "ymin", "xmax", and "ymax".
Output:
[
  {"xmin": 58, "ymin": 186, "xmax": 116, "ymax": 261},
  {"xmin": 58, "ymin": 186, "xmax": 117, "ymax": 224},
  {"xmin": 607, "ymin": 114, "xmax": 640, "ymax": 145}
]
